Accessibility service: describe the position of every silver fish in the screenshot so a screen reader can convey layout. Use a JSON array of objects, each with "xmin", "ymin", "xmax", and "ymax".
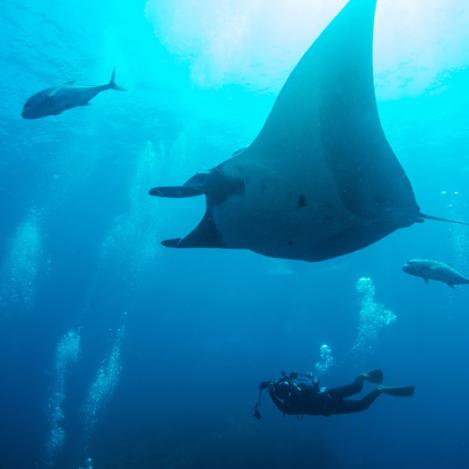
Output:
[
  {"xmin": 22, "ymin": 68, "xmax": 125, "ymax": 119},
  {"xmin": 403, "ymin": 259, "xmax": 469, "ymax": 288}
]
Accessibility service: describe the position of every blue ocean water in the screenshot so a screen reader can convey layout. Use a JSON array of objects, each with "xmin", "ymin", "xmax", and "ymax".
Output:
[{"xmin": 1, "ymin": 0, "xmax": 469, "ymax": 467}]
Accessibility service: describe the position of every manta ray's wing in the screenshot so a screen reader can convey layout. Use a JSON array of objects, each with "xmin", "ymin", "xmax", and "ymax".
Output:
[
  {"xmin": 248, "ymin": 0, "xmax": 419, "ymax": 220},
  {"xmin": 150, "ymin": 0, "xmax": 423, "ymax": 254}
]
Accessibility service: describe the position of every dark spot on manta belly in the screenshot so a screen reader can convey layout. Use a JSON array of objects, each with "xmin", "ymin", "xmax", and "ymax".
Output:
[{"xmin": 297, "ymin": 194, "xmax": 307, "ymax": 210}]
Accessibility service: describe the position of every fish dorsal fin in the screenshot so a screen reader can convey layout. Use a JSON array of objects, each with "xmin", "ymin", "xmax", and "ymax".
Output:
[
  {"xmin": 248, "ymin": 0, "xmax": 418, "ymax": 219},
  {"xmin": 64, "ymin": 80, "xmax": 75, "ymax": 85}
]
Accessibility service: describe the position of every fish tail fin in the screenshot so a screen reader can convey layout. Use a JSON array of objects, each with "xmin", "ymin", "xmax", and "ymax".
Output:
[
  {"xmin": 420, "ymin": 213, "xmax": 469, "ymax": 227},
  {"xmin": 108, "ymin": 67, "xmax": 126, "ymax": 91}
]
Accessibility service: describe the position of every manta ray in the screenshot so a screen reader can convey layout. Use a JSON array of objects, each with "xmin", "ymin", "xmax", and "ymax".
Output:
[{"xmin": 150, "ymin": 0, "xmax": 467, "ymax": 262}]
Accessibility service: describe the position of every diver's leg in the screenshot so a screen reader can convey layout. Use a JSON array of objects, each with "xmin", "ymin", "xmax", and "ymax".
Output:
[
  {"xmin": 328, "ymin": 389, "xmax": 381, "ymax": 415},
  {"xmin": 327, "ymin": 376, "xmax": 365, "ymax": 399}
]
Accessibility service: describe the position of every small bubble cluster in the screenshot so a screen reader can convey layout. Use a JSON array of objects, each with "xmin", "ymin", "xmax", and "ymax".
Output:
[
  {"xmin": 441, "ymin": 190, "xmax": 469, "ymax": 270},
  {"xmin": 46, "ymin": 329, "xmax": 81, "ymax": 464},
  {"xmin": 315, "ymin": 343, "xmax": 334, "ymax": 375},
  {"xmin": 0, "ymin": 210, "xmax": 44, "ymax": 311},
  {"xmin": 83, "ymin": 324, "xmax": 125, "ymax": 440},
  {"xmin": 353, "ymin": 277, "xmax": 396, "ymax": 353},
  {"xmin": 100, "ymin": 142, "xmax": 163, "ymax": 280}
]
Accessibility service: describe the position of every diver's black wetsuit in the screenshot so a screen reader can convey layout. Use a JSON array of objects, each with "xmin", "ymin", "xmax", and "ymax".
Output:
[{"xmin": 268, "ymin": 374, "xmax": 380, "ymax": 417}]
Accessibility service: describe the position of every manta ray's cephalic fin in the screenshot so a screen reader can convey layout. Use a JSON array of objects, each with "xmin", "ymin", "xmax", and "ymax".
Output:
[
  {"xmin": 149, "ymin": 172, "xmax": 209, "ymax": 198},
  {"xmin": 150, "ymin": 171, "xmax": 245, "ymax": 248},
  {"xmin": 161, "ymin": 212, "xmax": 226, "ymax": 248}
]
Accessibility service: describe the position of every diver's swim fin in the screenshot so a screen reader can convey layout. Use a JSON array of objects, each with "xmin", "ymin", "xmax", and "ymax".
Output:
[
  {"xmin": 361, "ymin": 369, "xmax": 383, "ymax": 384},
  {"xmin": 377, "ymin": 385, "xmax": 415, "ymax": 397}
]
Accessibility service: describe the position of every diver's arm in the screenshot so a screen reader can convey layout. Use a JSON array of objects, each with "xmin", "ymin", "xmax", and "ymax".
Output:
[{"xmin": 269, "ymin": 389, "xmax": 289, "ymax": 414}]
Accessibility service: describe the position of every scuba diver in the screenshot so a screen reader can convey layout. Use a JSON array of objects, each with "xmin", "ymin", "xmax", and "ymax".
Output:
[{"xmin": 253, "ymin": 370, "xmax": 414, "ymax": 419}]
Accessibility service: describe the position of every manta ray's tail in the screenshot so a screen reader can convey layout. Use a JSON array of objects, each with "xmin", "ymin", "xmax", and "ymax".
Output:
[{"xmin": 420, "ymin": 213, "xmax": 469, "ymax": 227}]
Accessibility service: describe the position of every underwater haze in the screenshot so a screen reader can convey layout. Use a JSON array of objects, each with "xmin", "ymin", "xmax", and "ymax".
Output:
[{"xmin": 1, "ymin": 0, "xmax": 469, "ymax": 468}]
